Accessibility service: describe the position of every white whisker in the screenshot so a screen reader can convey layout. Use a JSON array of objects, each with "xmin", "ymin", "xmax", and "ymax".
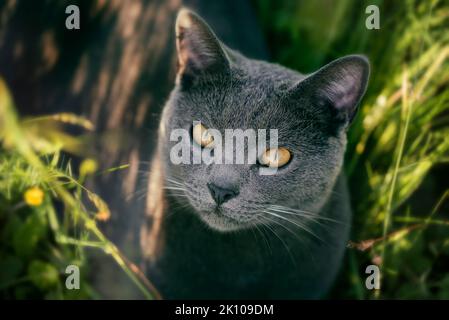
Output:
[
  {"xmin": 267, "ymin": 207, "xmax": 327, "ymax": 229},
  {"xmin": 254, "ymin": 222, "xmax": 272, "ymax": 255},
  {"xmin": 263, "ymin": 210, "xmax": 324, "ymax": 243},
  {"xmin": 163, "ymin": 186, "xmax": 187, "ymax": 191},
  {"xmin": 258, "ymin": 216, "xmax": 297, "ymax": 267},
  {"xmin": 269, "ymin": 205, "xmax": 343, "ymax": 224}
]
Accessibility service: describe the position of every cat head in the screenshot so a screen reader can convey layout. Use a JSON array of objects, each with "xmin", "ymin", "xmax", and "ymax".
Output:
[{"xmin": 160, "ymin": 8, "xmax": 369, "ymax": 232}]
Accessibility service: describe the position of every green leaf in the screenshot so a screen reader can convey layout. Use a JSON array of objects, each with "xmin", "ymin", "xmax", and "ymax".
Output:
[
  {"xmin": 13, "ymin": 211, "xmax": 47, "ymax": 258},
  {"xmin": 28, "ymin": 260, "xmax": 60, "ymax": 290},
  {"xmin": 0, "ymin": 255, "xmax": 23, "ymax": 286}
]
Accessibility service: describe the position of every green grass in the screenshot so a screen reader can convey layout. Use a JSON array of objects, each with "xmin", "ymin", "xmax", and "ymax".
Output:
[
  {"xmin": 0, "ymin": 78, "xmax": 159, "ymax": 299},
  {"xmin": 253, "ymin": 0, "xmax": 449, "ymax": 298}
]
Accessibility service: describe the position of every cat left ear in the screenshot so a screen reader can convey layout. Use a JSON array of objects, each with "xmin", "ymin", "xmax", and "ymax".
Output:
[
  {"xmin": 175, "ymin": 8, "xmax": 230, "ymax": 84},
  {"xmin": 300, "ymin": 55, "xmax": 370, "ymax": 126}
]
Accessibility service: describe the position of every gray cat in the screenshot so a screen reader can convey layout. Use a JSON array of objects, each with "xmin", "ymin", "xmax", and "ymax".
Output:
[{"xmin": 141, "ymin": 8, "xmax": 369, "ymax": 299}]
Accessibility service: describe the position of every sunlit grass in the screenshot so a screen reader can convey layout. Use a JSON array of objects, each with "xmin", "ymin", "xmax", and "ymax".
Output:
[
  {"xmin": 254, "ymin": 0, "xmax": 449, "ymax": 298},
  {"xmin": 0, "ymin": 78, "xmax": 159, "ymax": 299}
]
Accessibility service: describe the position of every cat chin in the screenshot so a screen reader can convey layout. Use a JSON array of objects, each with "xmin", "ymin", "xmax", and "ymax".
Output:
[{"xmin": 196, "ymin": 209, "xmax": 254, "ymax": 232}]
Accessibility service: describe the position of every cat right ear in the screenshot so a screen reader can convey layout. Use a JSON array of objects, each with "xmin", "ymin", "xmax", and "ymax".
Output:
[
  {"xmin": 292, "ymin": 55, "xmax": 370, "ymax": 128},
  {"xmin": 175, "ymin": 8, "xmax": 230, "ymax": 85}
]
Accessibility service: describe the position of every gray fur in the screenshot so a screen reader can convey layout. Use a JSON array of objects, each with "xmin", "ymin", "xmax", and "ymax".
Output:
[{"xmin": 145, "ymin": 9, "xmax": 369, "ymax": 299}]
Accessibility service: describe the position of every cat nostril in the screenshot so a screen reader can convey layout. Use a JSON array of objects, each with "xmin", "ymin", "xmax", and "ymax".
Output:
[{"xmin": 207, "ymin": 183, "xmax": 239, "ymax": 206}]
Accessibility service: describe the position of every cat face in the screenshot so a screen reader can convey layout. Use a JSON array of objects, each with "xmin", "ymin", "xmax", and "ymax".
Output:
[{"xmin": 159, "ymin": 9, "xmax": 369, "ymax": 232}]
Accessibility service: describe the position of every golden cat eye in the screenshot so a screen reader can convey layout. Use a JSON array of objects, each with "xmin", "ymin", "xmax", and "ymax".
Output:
[
  {"xmin": 192, "ymin": 123, "xmax": 214, "ymax": 148},
  {"xmin": 259, "ymin": 147, "xmax": 291, "ymax": 168}
]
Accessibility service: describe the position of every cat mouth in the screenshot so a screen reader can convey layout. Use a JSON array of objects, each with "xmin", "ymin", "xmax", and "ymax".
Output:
[
  {"xmin": 212, "ymin": 206, "xmax": 224, "ymax": 215},
  {"xmin": 206, "ymin": 206, "xmax": 235, "ymax": 220},
  {"xmin": 197, "ymin": 206, "xmax": 252, "ymax": 231},
  {"xmin": 212, "ymin": 206, "xmax": 242, "ymax": 220}
]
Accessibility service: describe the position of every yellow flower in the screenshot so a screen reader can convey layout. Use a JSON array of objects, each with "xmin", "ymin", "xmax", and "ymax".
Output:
[
  {"xmin": 24, "ymin": 187, "xmax": 44, "ymax": 206},
  {"xmin": 80, "ymin": 158, "xmax": 98, "ymax": 176},
  {"xmin": 95, "ymin": 211, "xmax": 110, "ymax": 222}
]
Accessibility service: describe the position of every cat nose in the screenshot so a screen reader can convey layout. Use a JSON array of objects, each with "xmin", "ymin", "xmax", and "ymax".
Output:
[{"xmin": 207, "ymin": 183, "xmax": 239, "ymax": 206}]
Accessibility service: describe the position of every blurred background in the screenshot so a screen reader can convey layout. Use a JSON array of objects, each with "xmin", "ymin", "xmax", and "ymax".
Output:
[{"xmin": 0, "ymin": 0, "xmax": 448, "ymax": 299}]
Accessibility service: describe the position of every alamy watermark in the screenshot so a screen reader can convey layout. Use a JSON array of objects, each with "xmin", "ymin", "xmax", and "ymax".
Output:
[
  {"xmin": 365, "ymin": 265, "xmax": 380, "ymax": 290},
  {"xmin": 365, "ymin": 5, "xmax": 380, "ymax": 30},
  {"xmin": 65, "ymin": 5, "xmax": 80, "ymax": 30},
  {"xmin": 65, "ymin": 264, "xmax": 80, "ymax": 290},
  {"xmin": 170, "ymin": 121, "xmax": 281, "ymax": 175},
  {"xmin": 65, "ymin": 5, "xmax": 379, "ymax": 31}
]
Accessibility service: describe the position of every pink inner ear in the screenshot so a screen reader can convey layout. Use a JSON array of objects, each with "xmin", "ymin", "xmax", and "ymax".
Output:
[
  {"xmin": 324, "ymin": 69, "xmax": 363, "ymax": 110},
  {"xmin": 176, "ymin": 27, "xmax": 189, "ymax": 74},
  {"xmin": 176, "ymin": 12, "xmax": 204, "ymax": 74},
  {"xmin": 177, "ymin": 29, "xmax": 223, "ymax": 73},
  {"xmin": 175, "ymin": 9, "xmax": 228, "ymax": 79}
]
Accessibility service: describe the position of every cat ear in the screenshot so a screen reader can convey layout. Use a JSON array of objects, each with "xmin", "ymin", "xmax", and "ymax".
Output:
[
  {"xmin": 299, "ymin": 55, "xmax": 370, "ymax": 126},
  {"xmin": 175, "ymin": 8, "xmax": 230, "ymax": 84}
]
